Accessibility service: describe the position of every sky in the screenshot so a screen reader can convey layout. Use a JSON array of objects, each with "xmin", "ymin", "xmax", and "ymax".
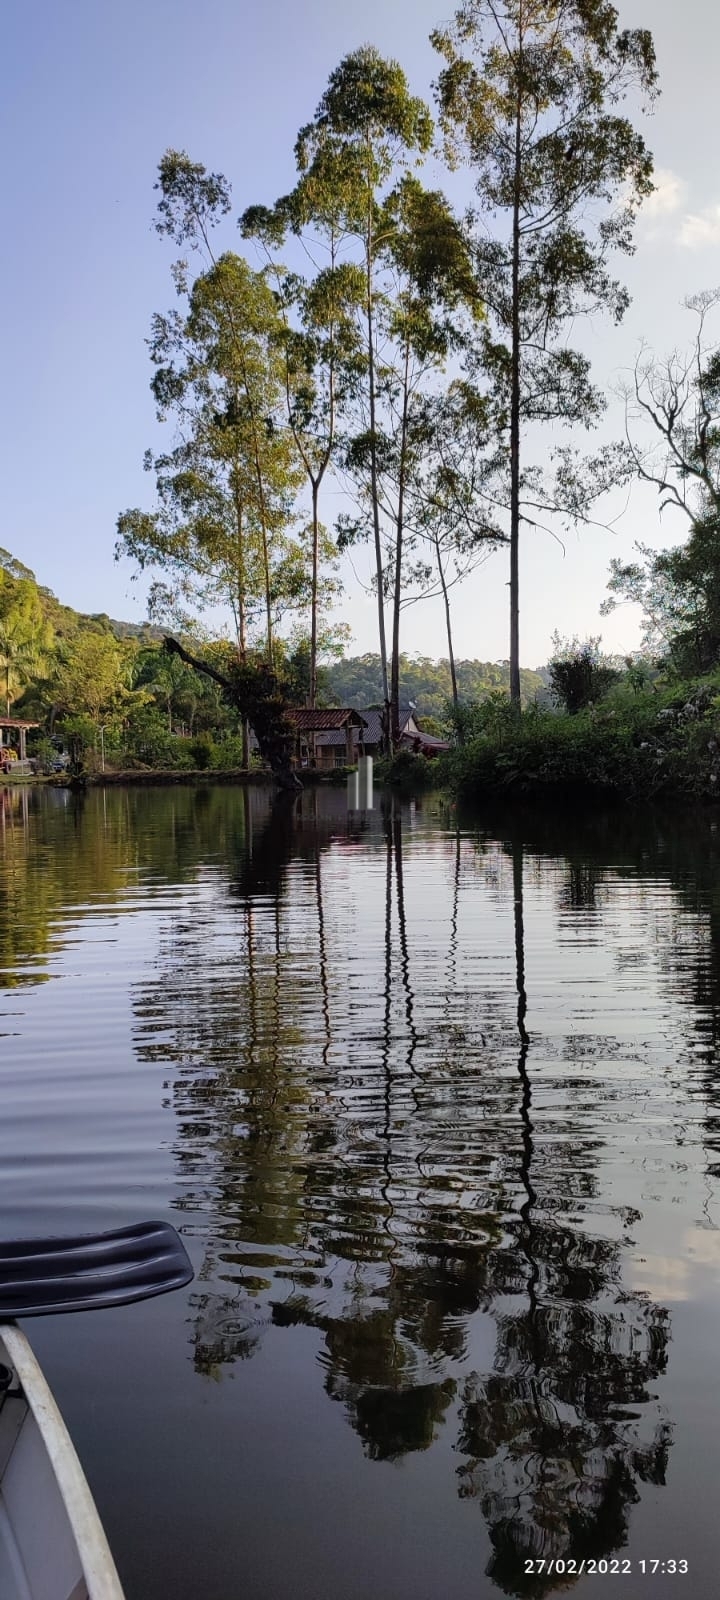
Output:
[{"xmin": 2, "ymin": 0, "xmax": 719, "ymax": 669}]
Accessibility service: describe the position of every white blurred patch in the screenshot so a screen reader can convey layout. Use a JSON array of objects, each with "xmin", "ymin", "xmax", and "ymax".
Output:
[
  {"xmin": 679, "ymin": 203, "xmax": 720, "ymax": 249},
  {"xmin": 643, "ymin": 167, "xmax": 686, "ymax": 219}
]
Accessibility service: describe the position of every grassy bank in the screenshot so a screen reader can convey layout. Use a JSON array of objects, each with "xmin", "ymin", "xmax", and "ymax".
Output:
[
  {"xmin": 39, "ymin": 766, "xmax": 353, "ymax": 789},
  {"xmin": 439, "ymin": 678, "xmax": 720, "ymax": 804}
]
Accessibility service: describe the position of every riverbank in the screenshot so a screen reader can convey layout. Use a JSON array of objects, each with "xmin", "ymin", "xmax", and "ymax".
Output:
[
  {"xmin": 436, "ymin": 680, "xmax": 720, "ymax": 805},
  {"xmin": 7, "ymin": 765, "xmax": 352, "ymax": 789}
]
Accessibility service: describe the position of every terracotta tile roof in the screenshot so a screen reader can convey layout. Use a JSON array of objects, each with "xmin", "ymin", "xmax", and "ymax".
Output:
[{"xmin": 287, "ymin": 708, "xmax": 368, "ymax": 732}]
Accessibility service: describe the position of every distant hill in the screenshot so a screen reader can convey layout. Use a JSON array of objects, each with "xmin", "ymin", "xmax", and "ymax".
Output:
[
  {"xmin": 0, "ymin": 550, "xmax": 166, "ymax": 645},
  {"xmin": 1, "ymin": 551, "xmax": 549, "ymax": 715},
  {"xmin": 322, "ymin": 653, "xmax": 547, "ymax": 718},
  {"xmin": 37, "ymin": 591, "xmax": 165, "ymax": 646}
]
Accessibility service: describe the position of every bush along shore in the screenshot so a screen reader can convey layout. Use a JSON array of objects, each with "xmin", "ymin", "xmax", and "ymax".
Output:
[
  {"xmin": 13, "ymin": 678, "xmax": 720, "ymax": 804},
  {"xmin": 434, "ymin": 678, "xmax": 720, "ymax": 805}
]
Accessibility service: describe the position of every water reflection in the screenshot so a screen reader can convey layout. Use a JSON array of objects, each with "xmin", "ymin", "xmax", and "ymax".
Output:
[
  {"xmin": 455, "ymin": 842, "xmax": 671, "ymax": 1593},
  {"xmin": 121, "ymin": 795, "xmax": 681, "ymax": 1592},
  {"xmin": 6, "ymin": 787, "xmax": 720, "ymax": 1596}
]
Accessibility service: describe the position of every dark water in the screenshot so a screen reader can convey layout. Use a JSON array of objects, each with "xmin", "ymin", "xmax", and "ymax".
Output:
[{"xmin": 1, "ymin": 783, "xmax": 719, "ymax": 1598}]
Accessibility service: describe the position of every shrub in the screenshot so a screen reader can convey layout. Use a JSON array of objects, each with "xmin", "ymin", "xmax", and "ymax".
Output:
[
  {"xmin": 444, "ymin": 671, "xmax": 720, "ymax": 804},
  {"xmin": 29, "ymin": 737, "xmax": 56, "ymax": 775},
  {"xmin": 188, "ymin": 733, "xmax": 214, "ymax": 770},
  {"xmin": 383, "ymin": 749, "xmax": 438, "ymax": 792},
  {"xmin": 548, "ymin": 635, "xmax": 621, "ymax": 714},
  {"xmin": 209, "ymin": 735, "xmax": 246, "ymax": 771}
]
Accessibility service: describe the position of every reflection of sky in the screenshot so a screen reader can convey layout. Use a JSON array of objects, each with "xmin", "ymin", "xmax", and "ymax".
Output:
[{"xmin": 4, "ymin": 789, "xmax": 720, "ymax": 1596}]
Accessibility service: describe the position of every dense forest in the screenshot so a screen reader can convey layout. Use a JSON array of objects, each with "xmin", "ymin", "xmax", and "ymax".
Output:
[{"xmin": 323, "ymin": 655, "xmax": 545, "ymax": 718}]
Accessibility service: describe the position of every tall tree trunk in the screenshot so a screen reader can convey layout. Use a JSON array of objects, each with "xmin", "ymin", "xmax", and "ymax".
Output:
[
  {"xmin": 509, "ymin": 79, "xmax": 523, "ymax": 709},
  {"xmin": 234, "ymin": 474, "xmax": 247, "ymax": 662},
  {"xmin": 235, "ymin": 374, "xmax": 273, "ymax": 670},
  {"xmin": 246, "ymin": 426, "xmax": 273, "ymax": 670},
  {"xmin": 258, "ymin": 503, "xmax": 273, "ymax": 670},
  {"xmin": 283, "ymin": 238, "xmax": 336, "ymax": 719},
  {"xmin": 234, "ymin": 491, "xmax": 250, "ymax": 773},
  {"xmin": 309, "ymin": 479, "xmax": 320, "ymax": 709},
  {"xmin": 434, "ymin": 531, "xmax": 460, "ymax": 734},
  {"xmin": 365, "ymin": 151, "xmax": 390, "ymax": 752},
  {"xmin": 390, "ymin": 338, "xmax": 411, "ymax": 749}
]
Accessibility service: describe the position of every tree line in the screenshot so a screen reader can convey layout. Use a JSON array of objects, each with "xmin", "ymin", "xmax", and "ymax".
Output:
[
  {"xmin": 115, "ymin": 2, "xmax": 660, "ymax": 751},
  {"xmin": 10, "ymin": 5, "xmax": 720, "ymax": 774},
  {"xmin": 0, "ymin": 548, "xmax": 549, "ymax": 767}
]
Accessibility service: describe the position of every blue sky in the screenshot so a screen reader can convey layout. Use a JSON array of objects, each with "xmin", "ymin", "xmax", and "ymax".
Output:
[{"xmin": 3, "ymin": 0, "xmax": 719, "ymax": 667}]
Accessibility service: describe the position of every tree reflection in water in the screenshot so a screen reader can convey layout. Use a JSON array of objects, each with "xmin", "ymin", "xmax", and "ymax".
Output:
[
  {"xmin": 126, "ymin": 791, "xmax": 675, "ymax": 1594},
  {"xmin": 455, "ymin": 841, "xmax": 671, "ymax": 1595}
]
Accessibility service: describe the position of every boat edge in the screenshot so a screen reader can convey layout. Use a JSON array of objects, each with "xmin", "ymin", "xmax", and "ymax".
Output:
[{"xmin": 0, "ymin": 1324, "xmax": 125, "ymax": 1600}]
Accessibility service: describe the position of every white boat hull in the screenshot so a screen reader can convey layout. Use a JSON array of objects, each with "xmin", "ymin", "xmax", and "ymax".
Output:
[{"xmin": 0, "ymin": 1326, "xmax": 124, "ymax": 1600}]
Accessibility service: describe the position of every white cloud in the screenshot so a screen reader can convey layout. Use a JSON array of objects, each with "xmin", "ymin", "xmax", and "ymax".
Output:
[
  {"xmin": 636, "ymin": 170, "xmax": 720, "ymax": 251},
  {"xmin": 679, "ymin": 203, "xmax": 720, "ymax": 249},
  {"xmin": 643, "ymin": 167, "xmax": 686, "ymax": 219}
]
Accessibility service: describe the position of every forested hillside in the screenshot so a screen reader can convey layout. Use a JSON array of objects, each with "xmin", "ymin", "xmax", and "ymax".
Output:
[
  {"xmin": 322, "ymin": 655, "xmax": 546, "ymax": 717},
  {"xmin": 0, "ymin": 550, "xmax": 549, "ymax": 771}
]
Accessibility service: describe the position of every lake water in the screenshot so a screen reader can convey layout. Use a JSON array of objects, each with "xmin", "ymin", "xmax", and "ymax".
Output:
[{"xmin": 1, "ymin": 782, "xmax": 718, "ymax": 1598}]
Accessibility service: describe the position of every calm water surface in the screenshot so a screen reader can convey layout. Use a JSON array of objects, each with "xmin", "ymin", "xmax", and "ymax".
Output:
[{"xmin": 1, "ymin": 783, "xmax": 719, "ymax": 1598}]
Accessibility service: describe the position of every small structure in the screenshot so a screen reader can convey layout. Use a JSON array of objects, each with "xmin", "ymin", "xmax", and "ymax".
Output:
[
  {"xmin": 321, "ymin": 705, "xmax": 450, "ymax": 759},
  {"xmin": 317, "ymin": 705, "xmax": 422, "ymax": 761},
  {"xmin": 248, "ymin": 703, "xmax": 449, "ymax": 770},
  {"xmin": 286, "ymin": 708, "xmax": 368, "ymax": 771},
  {"xmin": 399, "ymin": 727, "xmax": 451, "ymax": 757},
  {"xmin": 0, "ymin": 717, "xmax": 39, "ymax": 765}
]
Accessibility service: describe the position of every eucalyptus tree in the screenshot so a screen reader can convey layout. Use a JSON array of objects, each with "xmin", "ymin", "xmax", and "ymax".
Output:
[
  {"xmin": 401, "ymin": 383, "xmax": 508, "ymax": 723},
  {"xmin": 335, "ymin": 185, "xmax": 478, "ymax": 738},
  {"xmin": 286, "ymin": 48, "xmax": 434, "ymax": 744},
  {"xmin": 118, "ymin": 243, "xmax": 305, "ymax": 674},
  {"xmin": 119, "ymin": 153, "xmax": 312, "ymax": 670},
  {"xmin": 353, "ymin": 175, "xmax": 484, "ymax": 742},
  {"xmin": 241, "ymin": 192, "xmax": 364, "ymax": 708},
  {"xmin": 432, "ymin": 0, "xmax": 658, "ymax": 704}
]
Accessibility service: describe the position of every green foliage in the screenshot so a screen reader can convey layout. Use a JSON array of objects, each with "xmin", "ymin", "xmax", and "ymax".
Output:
[
  {"xmin": 444, "ymin": 672, "xmax": 720, "ymax": 803},
  {"xmin": 52, "ymin": 630, "xmax": 142, "ymax": 728},
  {"xmin": 188, "ymin": 732, "xmax": 214, "ymax": 769},
  {"xmin": 548, "ymin": 634, "xmax": 621, "ymax": 715},
  {"xmin": 378, "ymin": 749, "xmax": 437, "ymax": 792},
  {"xmin": 451, "ymin": 690, "xmax": 521, "ymax": 743},
  {"xmin": 60, "ymin": 713, "xmax": 98, "ymax": 753},
  {"xmin": 122, "ymin": 705, "xmax": 180, "ymax": 767},
  {"xmin": 117, "ymin": 236, "xmax": 312, "ymax": 661},
  {"xmin": 29, "ymin": 737, "xmax": 56, "ymax": 774},
  {"xmin": 323, "ymin": 653, "xmax": 544, "ymax": 717},
  {"xmin": 431, "ymin": 0, "xmax": 658, "ymax": 701},
  {"xmin": 0, "ymin": 568, "xmax": 53, "ymax": 715},
  {"xmin": 208, "ymin": 735, "xmax": 246, "ymax": 771},
  {"xmin": 605, "ymin": 525, "xmax": 720, "ymax": 680}
]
